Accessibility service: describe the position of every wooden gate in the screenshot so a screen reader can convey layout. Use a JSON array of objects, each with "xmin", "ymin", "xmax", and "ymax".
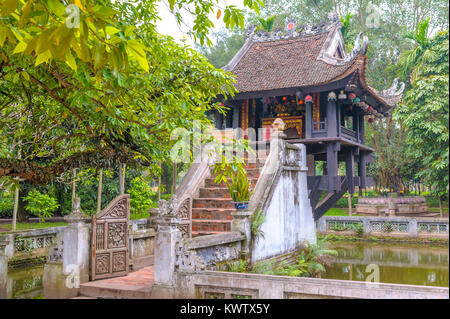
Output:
[{"xmin": 91, "ymin": 194, "xmax": 130, "ymax": 280}]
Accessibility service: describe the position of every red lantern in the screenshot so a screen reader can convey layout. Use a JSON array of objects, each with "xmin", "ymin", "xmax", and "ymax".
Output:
[
  {"xmin": 305, "ymin": 95, "xmax": 313, "ymax": 102},
  {"xmin": 282, "ymin": 96, "xmax": 287, "ymax": 101},
  {"xmin": 368, "ymin": 106, "xmax": 374, "ymax": 112},
  {"xmin": 368, "ymin": 117, "xmax": 374, "ymax": 123},
  {"xmin": 348, "ymin": 92, "xmax": 356, "ymax": 100}
]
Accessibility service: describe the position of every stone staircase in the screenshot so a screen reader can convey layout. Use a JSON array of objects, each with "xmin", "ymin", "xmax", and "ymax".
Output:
[{"xmin": 191, "ymin": 161, "xmax": 264, "ymax": 237}]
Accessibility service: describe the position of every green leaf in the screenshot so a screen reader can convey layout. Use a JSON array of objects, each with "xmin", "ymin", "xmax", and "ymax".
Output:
[
  {"xmin": 65, "ymin": 50, "xmax": 77, "ymax": 71},
  {"xmin": 12, "ymin": 41, "xmax": 27, "ymax": 54},
  {"xmin": 1, "ymin": 0, "xmax": 18, "ymax": 16},
  {"xmin": 35, "ymin": 49, "xmax": 52, "ymax": 66},
  {"xmin": 46, "ymin": 0, "xmax": 66, "ymax": 16}
]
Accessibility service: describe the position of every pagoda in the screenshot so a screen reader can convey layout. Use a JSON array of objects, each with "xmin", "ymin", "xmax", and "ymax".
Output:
[{"xmin": 213, "ymin": 13, "xmax": 404, "ymax": 219}]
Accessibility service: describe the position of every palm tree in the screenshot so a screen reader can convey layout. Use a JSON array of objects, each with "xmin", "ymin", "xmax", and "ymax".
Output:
[
  {"xmin": 397, "ymin": 18, "xmax": 434, "ymax": 84},
  {"xmin": 257, "ymin": 15, "xmax": 277, "ymax": 32}
]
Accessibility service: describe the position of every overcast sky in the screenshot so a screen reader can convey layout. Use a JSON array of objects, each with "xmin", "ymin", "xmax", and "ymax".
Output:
[{"xmin": 155, "ymin": 0, "xmax": 244, "ymax": 46}]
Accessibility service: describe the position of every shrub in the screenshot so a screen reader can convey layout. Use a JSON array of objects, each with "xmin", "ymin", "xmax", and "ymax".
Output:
[
  {"xmin": 0, "ymin": 195, "xmax": 14, "ymax": 218},
  {"xmin": 23, "ymin": 190, "xmax": 59, "ymax": 222},
  {"xmin": 227, "ymin": 259, "xmax": 248, "ymax": 273},
  {"xmin": 333, "ymin": 196, "xmax": 358, "ymax": 208},
  {"xmin": 251, "ymin": 209, "xmax": 266, "ymax": 242},
  {"xmin": 129, "ymin": 177, "xmax": 156, "ymax": 216}
]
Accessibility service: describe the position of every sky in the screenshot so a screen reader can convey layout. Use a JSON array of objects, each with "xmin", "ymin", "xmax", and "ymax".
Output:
[{"xmin": 155, "ymin": 0, "xmax": 245, "ymax": 47}]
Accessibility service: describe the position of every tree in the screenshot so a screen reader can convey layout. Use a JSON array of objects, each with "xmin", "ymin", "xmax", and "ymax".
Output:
[
  {"xmin": 0, "ymin": 0, "xmax": 264, "ymax": 183},
  {"xmin": 394, "ymin": 29, "xmax": 449, "ymax": 215},
  {"xmin": 395, "ymin": 18, "xmax": 434, "ymax": 83}
]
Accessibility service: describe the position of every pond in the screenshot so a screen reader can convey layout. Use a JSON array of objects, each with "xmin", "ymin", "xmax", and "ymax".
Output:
[
  {"xmin": 1, "ymin": 265, "xmax": 44, "ymax": 299},
  {"xmin": 1, "ymin": 241, "xmax": 448, "ymax": 298},
  {"xmin": 323, "ymin": 241, "xmax": 449, "ymax": 287}
]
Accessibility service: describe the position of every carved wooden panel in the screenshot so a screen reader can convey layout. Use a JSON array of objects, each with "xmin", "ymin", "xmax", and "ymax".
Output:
[
  {"xmin": 176, "ymin": 197, "xmax": 192, "ymax": 238},
  {"xmin": 91, "ymin": 194, "xmax": 130, "ymax": 280}
]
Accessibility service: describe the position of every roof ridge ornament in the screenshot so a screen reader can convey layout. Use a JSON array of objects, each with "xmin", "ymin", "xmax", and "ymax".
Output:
[
  {"xmin": 317, "ymin": 30, "xmax": 370, "ymax": 66},
  {"xmin": 285, "ymin": 17, "xmax": 297, "ymax": 36},
  {"xmin": 244, "ymin": 14, "xmax": 338, "ymax": 43},
  {"xmin": 371, "ymin": 78, "xmax": 405, "ymax": 98}
]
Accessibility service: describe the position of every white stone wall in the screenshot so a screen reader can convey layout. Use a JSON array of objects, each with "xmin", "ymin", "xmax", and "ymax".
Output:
[{"xmin": 251, "ymin": 141, "xmax": 316, "ymax": 263}]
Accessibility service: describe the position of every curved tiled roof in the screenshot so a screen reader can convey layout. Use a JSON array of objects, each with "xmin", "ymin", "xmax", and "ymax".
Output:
[
  {"xmin": 222, "ymin": 18, "xmax": 404, "ymax": 114},
  {"xmin": 227, "ymin": 31, "xmax": 359, "ymax": 93}
]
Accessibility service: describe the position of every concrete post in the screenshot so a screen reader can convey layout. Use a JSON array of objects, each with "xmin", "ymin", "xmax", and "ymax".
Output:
[
  {"xmin": 231, "ymin": 210, "xmax": 252, "ymax": 262},
  {"xmin": 0, "ymin": 239, "xmax": 8, "ymax": 299},
  {"xmin": 408, "ymin": 219, "xmax": 418, "ymax": 237},
  {"xmin": 61, "ymin": 197, "xmax": 91, "ymax": 298},
  {"xmin": 362, "ymin": 219, "xmax": 371, "ymax": 235},
  {"xmin": 317, "ymin": 217, "xmax": 327, "ymax": 234},
  {"xmin": 154, "ymin": 215, "xmax": 182, "ymax": 287}
]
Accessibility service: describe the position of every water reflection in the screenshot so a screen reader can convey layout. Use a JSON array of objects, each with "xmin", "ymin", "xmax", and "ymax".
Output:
[
  {"xmin": 323, "ymin": 242, "xmax": 449, "ymax": 287},
  {"xmin": 1, "ymin": 265, "xmax": 44, "ymax": 299}
]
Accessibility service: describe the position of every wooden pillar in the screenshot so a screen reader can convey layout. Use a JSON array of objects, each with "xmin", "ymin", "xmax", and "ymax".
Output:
[
  {"xmin": 307, "ymin": 155, "xmax": 315, "ymax": 176},
  {"xmin": 232, "ymin": 105, "xmax": 240, "ymax": 129},
  {"xmin": 359, "ymin": 151, "xmax": 367, "ymax": 189},
  {"xmin": 305, "ymin": 99, "xmax": 313, "ymax": 139},
  {"xmin": 354, "ymin": 109, "xmax": 360, "ymax": 142},
  {"xmin": 359, "ymin": 114, "xmax": 365, "ymax": 144},
  {"xmin": 214, "ymin": 111, "xmax": 223, "ymax": 130},
  {"xmin": 250, "ymin": 98, "xmax": 256, "ymax": 129},
  {"xmin": 313, "ymin": 93, "xmax": 320, "ymax": 130},
  {"xmin": 337, "ymin": 101, "xmax": 342, "ymax": 137},
  {"xmin": 327, "ymin": 141, "xmax": 340, "ymax": 192},
  {"xmin": 346, "ymin": 148, "xmax": 355, "ymax": 194},
  {"xmin": 241, "ymin": 99, "xmax": 249, "ymax": 139},
  {"xmin": 233, "ymin": 104, "xmax": 241, "ymax": 139},
  {"xmin": 326, "ymin": 92, "xmax": 337, "ymax": 138}
]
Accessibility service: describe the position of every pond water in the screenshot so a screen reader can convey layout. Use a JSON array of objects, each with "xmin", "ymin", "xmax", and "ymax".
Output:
[
  {"xmin": 1, "ymin": 265, "xmax": 44, "ymax": 299},
  {"xmin": 1, "ymin": 241, "xmax": 448, "ymax": 298},
  {"xmin": 323, "ymin": 241, "xmax": 449, "ymax": 287}
]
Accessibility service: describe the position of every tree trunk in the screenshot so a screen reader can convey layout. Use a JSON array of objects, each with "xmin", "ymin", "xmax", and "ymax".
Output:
[
  {"xmin": 12, "ymin": 184, "xmax": 19, "ymax": 231},
  {"xmin": 348, "ymin": 192, "xmax": 352, "ymax": 217},
  {"xmin": 439, "ymin": 196, "xmax": 444, "ymax": 218},
  {"xmin": 71, "ymin": 168, "xmax": 77, "ymax": 209},
  {"xmin": 171, "ymin": 162, "xmax": 177, "ymax": 194},
  {"xmin": 158, "ymin": 175, "xmax": 161, "ymax": 201},
  {"xmin": 97, "ymin": 168, "xmax": 103, "ymax": 213},
  {"xmin": 17, "ymin": 189, "xmax": 28, "ymax": 222},
  {"xmin": 118, "ymin": 163, "xmax": 125, "ymax": 195}
]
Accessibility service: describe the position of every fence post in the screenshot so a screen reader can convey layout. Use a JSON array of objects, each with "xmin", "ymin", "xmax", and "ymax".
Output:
[
  {"xmin": 61, "ymin": 197, "xmax": 91, "ymax": 297},
  {"xmin": 408, "ymin": 219, "xmax": 418, "ymax": 237},
  {"xmin": 0, "ymin": 239, "xmax": 8, "ymax": 298},
  {"xmin": 152, "ymin": 215, "xmax": 181, "ymax": 298},
  {"xmin": 231, "ymin": 210, "xmax": 252, "ymax": 262}
]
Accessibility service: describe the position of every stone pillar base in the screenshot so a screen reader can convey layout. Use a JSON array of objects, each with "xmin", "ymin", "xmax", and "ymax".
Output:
[{"xmin": 150, "ymin": 284, "xmax": 176, "ymax": 299}]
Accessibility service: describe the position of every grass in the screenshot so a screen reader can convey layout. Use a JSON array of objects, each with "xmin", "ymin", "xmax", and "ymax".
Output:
[
  {"xmin": 325, "ymin": 208, "xmax": 364, "ymax": 216},
  {"xmin": 318, "ymin": 234, "xmax": 448, "ymax": 245},
  {"xmin": 130, "ymin": 211, "xmax": 150, "ymax": 220},
  {"xmin": 0, "ymin": 222, "xmax": 67, "ymax": 233},
  {"xmin": 429, "ymin": 207, "xmax": 449, "ymax": 215}
]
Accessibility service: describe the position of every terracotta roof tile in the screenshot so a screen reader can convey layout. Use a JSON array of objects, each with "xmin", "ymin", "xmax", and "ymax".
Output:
[{"xmin": 229, "ymin": 31, "xmax": 356, "ymax": 93}]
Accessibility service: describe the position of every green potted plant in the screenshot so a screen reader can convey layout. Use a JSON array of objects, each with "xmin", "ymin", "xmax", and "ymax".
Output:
[
  {"xmin": 211, "ymin": 140, "xmax": 254, "ymax": 209},
  {"xmin": 228, "ymin": 171, "xmax": 252, "ymax": 209}
]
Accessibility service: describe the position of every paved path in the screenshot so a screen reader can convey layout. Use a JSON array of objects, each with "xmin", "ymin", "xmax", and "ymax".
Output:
[{"xmin": 78, "ymin": 266, "xmax": 155, "ymax": 299}]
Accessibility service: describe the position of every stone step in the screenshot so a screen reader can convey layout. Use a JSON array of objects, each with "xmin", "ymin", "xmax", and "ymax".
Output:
[
  {"xmin": 192, "ymin": 208, "xmax": 235, "ymax": 220},
  {"xmin": 211, "ymin": 168, "xmax": 261, "ymax": 179},
  {"xmin": 78, "ymin": 281, "xmax": 153, "ymax": 299},
  {"xmin": 204, "ymin": 178, "xmax": 258, "ymax": 188},
  {"xmin": 192, "ymin": 230, "xmax": 229, "ymax": 237},
  {"xmin": 199, "ymin": 187, "xmax": 231, "ymax": 198},
  {"xmin": 192, "ymin": 219, "xmax": 231, "ymax": 232},
  {"xmin": 193, "ymin": 198, "xmax": 236, "ymax": 209}
]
